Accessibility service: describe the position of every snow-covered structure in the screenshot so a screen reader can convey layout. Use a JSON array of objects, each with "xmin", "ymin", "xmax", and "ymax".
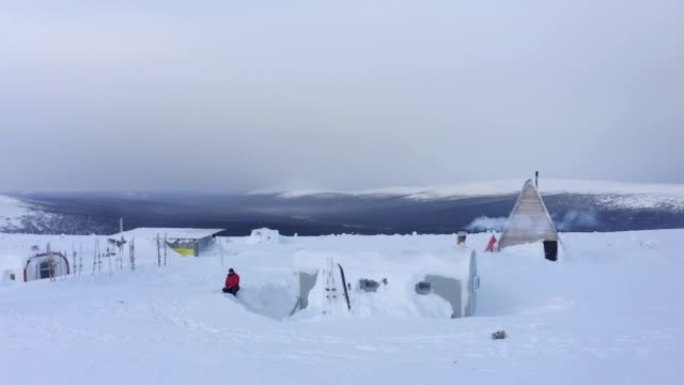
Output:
[
  {"xmin": 248, "ymin": 228, "xmax": 280, "ymax": 245},
  {"xmin": 498, "ymin": 179, "xmax": 559, "ymax": 254},
  {"xmin": 291, "ymin": 247, "xmax": 479, "ymax": 319},
  {"xmin": 0, "ymin": 249, "xmax": 71, "ymax": 283},
  {"xmin": 119, "ymin": 228, "xmax": 223, "ymax": 256},
  {"xmin": 23, "ymin": 252, "xmax": 70, "ymax": 282}
]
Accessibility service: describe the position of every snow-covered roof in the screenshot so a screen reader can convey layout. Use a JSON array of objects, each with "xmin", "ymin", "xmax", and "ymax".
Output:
[
  {"xmin": 117, "ymin": 228, "xmax": 224, "ymax": 240},
  {"xmin": 293, "ymin": 246, "xmax": 475, "ymax": 281}
]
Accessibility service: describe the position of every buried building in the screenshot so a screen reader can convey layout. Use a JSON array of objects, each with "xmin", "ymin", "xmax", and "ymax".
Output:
[
  {"xmin": 290, "ymin": 246, "xmax": 479, "ymax": 319},
  {"xmin": 0, "ymin": 250, "xmax": 71, "ymax": 283},
  {"xmin": 119, "ymin": 228, "xmax": 224, "ymax": 256},
  {"xmin": 247, "ymin": 228, "xmax": 280, "ymax": 245},
  {"xmin": 24, "ymin": 252, "xmax": 70, "ymax": 281},
  {"xmin": 498, "ymin": 179, "xmax": 560, "ymax": 260}
]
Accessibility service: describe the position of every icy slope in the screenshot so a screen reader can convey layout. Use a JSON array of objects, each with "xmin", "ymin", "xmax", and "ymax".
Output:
[
  {"xmin": 0, "ymin": 195, "xmax": 88, "ymax": 234},
  {"xmin": 1, "ymin": 231, "xmax": 683, "ymax": 384},
  {"xmin": 0, "ymin": 195, "xmax": 33, "ymax": 231}
]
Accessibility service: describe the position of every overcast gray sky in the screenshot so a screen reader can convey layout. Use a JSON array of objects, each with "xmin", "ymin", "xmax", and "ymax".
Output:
[{"xmin": 1, "ymin": 0, "xmax": 682, "ymax": 192}]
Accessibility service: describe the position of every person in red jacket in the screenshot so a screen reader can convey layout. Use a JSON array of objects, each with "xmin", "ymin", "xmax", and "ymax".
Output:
[
  {"xmin": 223, "ymin": 268, "xmax": 240, "ymax": 295},
  {"xmin": 485, "ymin": 235, "xmax": 498, "ymax": 253}
]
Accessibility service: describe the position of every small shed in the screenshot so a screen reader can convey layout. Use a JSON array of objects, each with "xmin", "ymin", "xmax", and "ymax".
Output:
[
  {"xmin": 498, "ymin": 179, "xmax": 560, "ymax": 259},
  {"xmin": 248, "ymin": 228, "xmax": 280, "ymax": 245},
  {"xmin": 498, "ymin": 179, "xmax": 559, "ymax": 249},
  {"xmin": 24, "ymin": 252, "xmax": 70, "ymax": 282},
  {"xmin": 118, "ymin": 228, "xmax": 224, "ymax": 256}
]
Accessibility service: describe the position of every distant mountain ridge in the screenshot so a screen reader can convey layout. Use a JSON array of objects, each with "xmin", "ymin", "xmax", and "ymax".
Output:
[
  {"xmin": 251, "ymin": 179, "xmax": 684, "ymax": 209},
  {"xmin": 2, "ymin": 179, "xmax": 684, "ymax": 235}
]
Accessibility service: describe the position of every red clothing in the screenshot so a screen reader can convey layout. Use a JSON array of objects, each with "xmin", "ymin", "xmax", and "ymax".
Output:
[
  {"xmin": 485, "ymin": 235, "xmax": 497, "ymax": 252},
  {"xmin": 225, "ymin": 273, "xmax": 240, "ymax": 288}
]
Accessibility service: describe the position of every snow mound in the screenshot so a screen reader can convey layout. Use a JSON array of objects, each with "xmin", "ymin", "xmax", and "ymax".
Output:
[{"xmin": 247, "ymin": 228, "xmax": 280, "ymax": 245}]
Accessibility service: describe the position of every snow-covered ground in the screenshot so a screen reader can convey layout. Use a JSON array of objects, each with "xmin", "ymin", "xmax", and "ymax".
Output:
[
  {"xmin": 1, "ymin": 230, "xmax": 682, "ymax": 384},
  {"xmin": 253, "ymin": 179, "xmax": 684, "ymax": 209}
]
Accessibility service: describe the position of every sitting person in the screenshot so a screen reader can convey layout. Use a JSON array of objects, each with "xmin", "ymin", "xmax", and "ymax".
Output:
[{"xmin": 222, "ymin": 268, "xmax": 240, "ymax": 295}]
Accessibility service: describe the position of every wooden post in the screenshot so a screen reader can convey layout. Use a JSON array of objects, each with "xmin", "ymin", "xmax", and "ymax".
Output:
[
  {"xmin": 119, "ymin": 236, "xmax": 125, "ymax": 270},
  {"xmin": 92, "ymin": 238, "xmax": 97, "ymax": 276},
  {"xmin": 156, "ymin": 234, "xmax": 161, "ymax": 267},
  {"xmin": 163, "ymin": 232, "xmax": 168, "ymax": 266},
  {"xmin": 71, "ymin": 242, "xmax": 77, "ymax": 277},
  {"xmin": 129, "ymin": 238, "xmax": 136, "ymax": 271},
  {"xmin": 96, "ymin": 239, "xmax": 102, "ymax": 274},
  {"xmin": 78, "ymin": 243, "xmax": 83, "ymax": 277},
  {"xmin": 107, "ymin": 247, "xmax": 113, "ymax": 277}
]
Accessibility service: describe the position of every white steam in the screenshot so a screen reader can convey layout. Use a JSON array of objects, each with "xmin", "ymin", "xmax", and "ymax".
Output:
[
  {"xmin": 466, "ymin": 216, "xmax": 508, "ymax": 232},
  {"xmin": 556, "ymin": 210, "xmax": 599, "ymax": 230}
]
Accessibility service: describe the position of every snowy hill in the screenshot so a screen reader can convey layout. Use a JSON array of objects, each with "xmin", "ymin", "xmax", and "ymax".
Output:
[
  {"xmin": 252, "ymin": 178, "xmax": 684, "ymax": 209},
  {"xmin": 0, "ymin": 230, "xmax": 682, "ymax": 384}
]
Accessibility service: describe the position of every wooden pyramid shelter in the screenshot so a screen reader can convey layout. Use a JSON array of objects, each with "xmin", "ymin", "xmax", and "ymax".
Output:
[{"xmin": 498, "ymin": 179, "xmax": 559, "ymax": 250}]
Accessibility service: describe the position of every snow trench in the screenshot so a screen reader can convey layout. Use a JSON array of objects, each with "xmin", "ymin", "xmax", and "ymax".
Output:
[{"xmin": 236, "ymin": 282, "xmax": 297, "ymax": 321}]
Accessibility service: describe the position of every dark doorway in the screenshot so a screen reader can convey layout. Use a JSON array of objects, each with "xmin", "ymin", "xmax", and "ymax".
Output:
[
  {"xmin": 544, "ymin": 241, "xmax": 558, "ymax": 261},
  {"xmin": 39, "ymin": 261, "xmax": 52, "ymax": 279}
]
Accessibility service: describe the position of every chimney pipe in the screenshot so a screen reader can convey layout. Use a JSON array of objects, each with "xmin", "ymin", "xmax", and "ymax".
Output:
[{"xmin": 535, "ymin": 171, "xmax": 539, "ymax": 188}]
